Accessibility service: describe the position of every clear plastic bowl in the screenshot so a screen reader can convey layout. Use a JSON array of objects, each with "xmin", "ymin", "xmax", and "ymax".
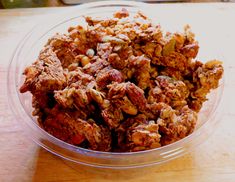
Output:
[{"xmin": 7, "ymin": 1, "xmax": 224, "ymax": 169}]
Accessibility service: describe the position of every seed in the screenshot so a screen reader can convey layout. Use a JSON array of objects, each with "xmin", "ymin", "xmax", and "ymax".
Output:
[
  {"xmin": 86, "ymin": 49, "xmax": 95, "ymax": 58},
  {"xmin": 81, "ymin": 56, "xmax": 90, "ymax": 67}
]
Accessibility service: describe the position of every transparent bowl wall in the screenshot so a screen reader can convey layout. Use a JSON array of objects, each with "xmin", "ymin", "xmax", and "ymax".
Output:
[{"xmin": 8, "ymin": 1, "xmax": 224, "ymax": 169}]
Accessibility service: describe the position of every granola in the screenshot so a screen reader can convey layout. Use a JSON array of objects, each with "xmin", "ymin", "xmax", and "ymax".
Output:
[{"xmin": 20, "ymin": 9, "xmax": 223, "ymax": 152}]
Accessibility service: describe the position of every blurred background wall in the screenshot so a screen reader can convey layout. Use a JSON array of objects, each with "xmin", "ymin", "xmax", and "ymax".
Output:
[{"xmin": 0, "ymin": 0, "xmax": 233, "ymax": 9}]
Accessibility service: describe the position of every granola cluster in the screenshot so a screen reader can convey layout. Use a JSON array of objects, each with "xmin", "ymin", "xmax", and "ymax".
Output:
[{"xmin": 20, "ymin": 9, "xmax": 223, "ymax": 152}]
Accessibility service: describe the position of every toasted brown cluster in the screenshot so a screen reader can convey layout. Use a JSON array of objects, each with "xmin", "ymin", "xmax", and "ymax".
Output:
[{"xmin": 20, "ymin": 9, "xmax": 223, "ymax": 152}]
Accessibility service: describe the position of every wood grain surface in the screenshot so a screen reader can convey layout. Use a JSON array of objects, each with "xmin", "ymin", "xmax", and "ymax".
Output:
[{"xmin": 0, "ymin": 3, "xmax": 235, "ymax": 182}]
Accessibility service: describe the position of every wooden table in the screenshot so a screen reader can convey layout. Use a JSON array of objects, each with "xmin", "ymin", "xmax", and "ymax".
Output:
[{"xmin": 1, "ymin": 3, "xmax": 235, "ymax": 182}]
